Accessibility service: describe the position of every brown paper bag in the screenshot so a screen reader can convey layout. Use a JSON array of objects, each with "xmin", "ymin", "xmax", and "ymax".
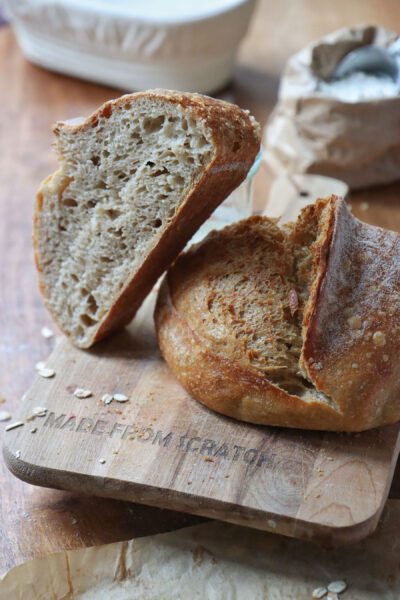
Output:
[{"xmin": 264, "ymin": 25, "xmax": 400, "ymax": 189}]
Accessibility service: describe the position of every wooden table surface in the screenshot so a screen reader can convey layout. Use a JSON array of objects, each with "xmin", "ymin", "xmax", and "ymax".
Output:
[{"xmin": 2, "ymin": 0, "xmax": 400, "ymax": 574}]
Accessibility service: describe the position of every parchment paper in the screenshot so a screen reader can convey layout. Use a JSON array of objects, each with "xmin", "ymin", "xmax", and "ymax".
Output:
[
  {"xmin": 264, "ymin": 25, "xmax": 400, "ymax": 189},
  {"xmin": 1, "ymin": 501, "xmax": 400, "ymax": 599}
]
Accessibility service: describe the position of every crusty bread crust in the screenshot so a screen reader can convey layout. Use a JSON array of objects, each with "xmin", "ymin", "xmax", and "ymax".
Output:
[
  {"xmin": 155, "ymin": 197, "xmax": 400, "ymax": 432},
  {"xmin": 33, "ymin": 90, "xmax": 260, "ymax": 347}
]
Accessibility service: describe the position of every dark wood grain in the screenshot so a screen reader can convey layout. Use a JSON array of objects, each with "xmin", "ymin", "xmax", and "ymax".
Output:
[{"xmin": 2, "ymin": 0, "xmax": 400, "ymax": 572}]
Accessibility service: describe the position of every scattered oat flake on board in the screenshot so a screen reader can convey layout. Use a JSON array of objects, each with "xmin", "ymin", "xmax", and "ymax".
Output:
[
  {"xmin": 204, "ymin": 457, "xmax": 214, "ymax": 462},
  {"xmin": 328, "ymin": 581, "xmax": 347, "ymax": 594},
  {"xmin": 41, "ymin": 326, "xmax": 54, "ymax": 339},
  {"xmin": 38, "ymin": 368, "xmax": 55, "ymax": 378},
  {"xmin": 5, "ymin": 421, "xmax": 24, "ymax": 431},
  {"xmin": 32, "ymin": 407, "xmax": 48, "ymax": 417},
  {"xmin": 102, "ymin": 394, "xmax": 113, "ymax": 405},
  {"xmin": 99, "ymin": 458, "xmax": 106, "ymax": 464},
  {"xmin": 312, "ymin": 587, "xmax": 328, "ymax": 599},
  {"xmin": 30, "ymin": 427, "xmax": 38, "ymax": 433},
  {"xmin": 35, "ymin": 361, "xmax": 46, "ymax": 371},
  {"xmin": 114, "ymin": 393, "xmax": 128, "ymax": 403},
  {"xmin": 0, "ymin": 411, "xmax": 12, "ymax": 422},
  {"xmin": 74, "ymin": 388, "xmax": 92, "ymax": 399},
  {"xmin": 15, "ymin": 450, "xmax": 21, "ymax": 459}
]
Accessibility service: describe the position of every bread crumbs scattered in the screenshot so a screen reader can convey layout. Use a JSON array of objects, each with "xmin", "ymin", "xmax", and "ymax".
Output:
[
  {"xmin": 30, "ymin": 427, "xmax": 38, "ymax": 433},
  {"xmin": 99, "ymin": 458, "xmax": 106, "ymax": 464},
  {"xmin": 204, "ymin": 457, "xmax": 214, "ymax": 462}
]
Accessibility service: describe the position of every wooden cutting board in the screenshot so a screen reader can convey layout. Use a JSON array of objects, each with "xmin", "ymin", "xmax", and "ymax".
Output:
[{"xmin": 3, "ymin": 176, "xmax": 400, "ymax": 546}]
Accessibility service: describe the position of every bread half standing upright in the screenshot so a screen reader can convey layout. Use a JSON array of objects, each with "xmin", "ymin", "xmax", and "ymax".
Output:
[
  {"xmin": 155, "ymin": 196, "xmax": 400, "ymax": 432},
  {"xmin": 34, "ymin": 90, "xmax": 260, "ymax": 348}
]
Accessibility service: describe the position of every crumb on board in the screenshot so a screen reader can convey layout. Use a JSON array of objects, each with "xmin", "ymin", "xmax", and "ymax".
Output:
[
  {"xmin": 73, "ymin": 388, "xmax": 92, "ymax": 399},
  {"xmin": 41, "ymin": 326, "xmax": 54, "ymax": 339},
  {"xmin": 5, "ymin": 421, "xmax": 24, "ymax": 432},
  {"xmin": 38, "ymin": 368, "xmax": 55, "ymax": 379}
]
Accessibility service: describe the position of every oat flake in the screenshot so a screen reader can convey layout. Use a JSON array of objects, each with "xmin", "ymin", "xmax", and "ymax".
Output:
[
  {"xmin": 41, "ymin": 326, "xmax": 54, "ymax": 339},
  {"xmin": 74, "ymin": 388, "xmax": 92, "ymax": 399},
  {"xmin": 328, "ymin": 580, "xmax": 347, "ymax": 594},
  {"xmin": 114, "ymin": 393, "xmax": 128, "ymax": 403},
  {"xmin": 38, "ymin": 368, "xmax": 55, "ymax": 378},
  {"xmin": 5, "ymin": 421, "xmax": 24, "ymax": 431},
  {"xmin": 312, "ymin": 587, "xmax": 328, "ymax": 599}
]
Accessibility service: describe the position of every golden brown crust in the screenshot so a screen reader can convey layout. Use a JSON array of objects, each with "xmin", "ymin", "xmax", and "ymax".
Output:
[
  {"xmin": 33, "ymin": 90, "xmax": 260, "ymax": 347},
  {"xmin": 155, "ymin": 196, "xmax": 400, "ymax": 432}
]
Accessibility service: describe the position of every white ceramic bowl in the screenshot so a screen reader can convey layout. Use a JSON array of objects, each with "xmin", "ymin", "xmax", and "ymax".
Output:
[{"xmin": 5, "ymin": 0, "xmax": 257, "ymax": 93}]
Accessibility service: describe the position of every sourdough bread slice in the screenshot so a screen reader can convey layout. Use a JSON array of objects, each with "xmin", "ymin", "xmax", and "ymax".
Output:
[
  {"xmin": 155, "ymin": 196, "xmax": 400, "ymax": 432},
  {"xmin": 34, "ymin": 90, "xmax": 260, "ymax": 348}
]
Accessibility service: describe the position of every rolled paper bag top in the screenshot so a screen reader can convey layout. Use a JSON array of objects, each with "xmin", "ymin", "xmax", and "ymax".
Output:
[{"xmin": 264, "ymin": 25, "xmax": 400, "ymax": 189}]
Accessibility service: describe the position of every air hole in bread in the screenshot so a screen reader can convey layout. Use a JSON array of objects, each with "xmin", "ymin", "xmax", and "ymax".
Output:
[
  {"xmin": 105, "ymin": 209, "xmax": 121, "ymax": 220},
  {"xmin": 80, "ymin": 314, "xmax": 97, "ymax": 327},
  {"xmin": 232, "ymin": 141, "xmax": 241, "ymax": 152},
  {"xmin": 87, "ymin": 294, "xmax": 98, "ymax": 314},
  {"xmin": 62, "ymin": 197, "xmax": 78, "ymax": 207},
  {"xmin": 143, "ymin": 116, "xmax": 165, "ymax": 134}
]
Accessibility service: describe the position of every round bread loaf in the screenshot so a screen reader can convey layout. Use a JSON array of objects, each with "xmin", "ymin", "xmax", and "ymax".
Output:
[{"xmin": 155, "ymin": 196, "xmax": 400, "ymax": 432}]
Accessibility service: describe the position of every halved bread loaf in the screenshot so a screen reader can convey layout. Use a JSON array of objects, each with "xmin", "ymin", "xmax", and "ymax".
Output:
[
  {"xmin": 34, "ymin": 90, "xmax": 260, "ymax": 348},
  {"xmin": 155, "ymin": 196, "xmax": 400, "ymax": 432}
]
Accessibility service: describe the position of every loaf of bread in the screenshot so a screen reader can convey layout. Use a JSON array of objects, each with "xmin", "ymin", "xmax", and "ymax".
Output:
[
  {"xmin": 34, "ymin": 90, "xmax": 260, "ymax": 348},
  {"xmin": 155, "ymin": 196, "xmax": 400, "ymax": 432}
]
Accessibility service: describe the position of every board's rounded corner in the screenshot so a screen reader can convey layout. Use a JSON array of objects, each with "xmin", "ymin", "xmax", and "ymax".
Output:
[
  {"xmin": 2, "ymin": 441, "xmax": 45, "ymax": 487},
  {"xmin": 300, "ymin": 507, "xmax": 386, "ymax": 546}
]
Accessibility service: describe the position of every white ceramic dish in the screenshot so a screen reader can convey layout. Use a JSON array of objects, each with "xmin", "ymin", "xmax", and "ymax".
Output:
[{"xmin": 4, "ymin": 0, "xmax": 257, "ymax": 93}]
